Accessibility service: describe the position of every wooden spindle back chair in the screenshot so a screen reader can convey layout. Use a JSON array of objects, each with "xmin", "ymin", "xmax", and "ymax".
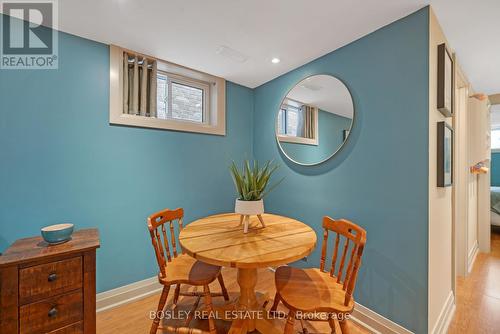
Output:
[
  {"xmin": 271, "ymin": 216, "xmax": 367, "ymax": 334},
  {"xmin": 319, "ymin": 217, "xmax": 366, "ymax": 307},
  {"xmin": 147, "ymin": 208, "xmax": 229, "ymax": 334},
  {"xmin": 147, "ymin": 208, "xmax": 184, "ymax": 279}
]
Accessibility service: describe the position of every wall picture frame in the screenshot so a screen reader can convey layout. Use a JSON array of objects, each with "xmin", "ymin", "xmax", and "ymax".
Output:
[
  {"xmin": 437, "ymin": 121, "xmax": 453, "ymax": 187},
  {"xmin": 437, "ymin": 43, "xmax": 454, "ymax": 117}
]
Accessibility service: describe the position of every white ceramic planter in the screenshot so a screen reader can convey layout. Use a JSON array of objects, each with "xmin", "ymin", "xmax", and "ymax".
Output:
[
  {"xmin": 235, "ymin": 199, "xmax": 264, "ymax": 215},
  {"xmin": 235, "ymin": 199, "xmax": 265, "ymax": 233}
]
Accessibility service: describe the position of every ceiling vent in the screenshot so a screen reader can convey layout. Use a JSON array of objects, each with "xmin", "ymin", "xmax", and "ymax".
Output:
[{"xmin": 215, "ymin": 46, "xmax": 248, "ymax": 63}]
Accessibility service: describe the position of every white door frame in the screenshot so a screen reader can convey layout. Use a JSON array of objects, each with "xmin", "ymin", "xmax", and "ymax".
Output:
[
  {"xmin": 477, "ymin": 120, "xmax": 491, "ymax": 254},
  {"xmin": 453, "ymin": 60, "xmax": 491, "ymax": 287},
  {"xmin": 453, "ymin": 88, "xmax": 468, "ymax": 277},
  {"xmin": 453, "ymin": 64, "xmax": 470, "ymax": 280}
]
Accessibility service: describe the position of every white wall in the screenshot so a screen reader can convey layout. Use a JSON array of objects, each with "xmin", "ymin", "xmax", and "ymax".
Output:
[
  {"xmin": 428, "ymin": 9, "xmax": 454, "ymax": 333},
  {"xmin": 468, "ymin": 96, "xmax": 491, "ymax": 254},
  {"xmin": 468, "ymin": 97, "xmax": 491, "ymax": 165},
  {"xmin": 454, "ymin": 84, "xmax": 468, "ymax": 277},
  {"xmin": 478, "ymin": 167, "xmax": 491, "ymax": 253},
  {"xmin": 466, "ymin": 97, "xmax": 479, "ymax": 263},
  {"xmin": 467, "ymin": 173, "xmax": 478, "ymax": 260}
]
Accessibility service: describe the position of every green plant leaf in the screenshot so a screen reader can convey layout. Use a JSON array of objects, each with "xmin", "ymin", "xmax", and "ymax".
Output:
[{"xmin": 228, "ymin": 159, "xmax": 283, "ymax": 201}]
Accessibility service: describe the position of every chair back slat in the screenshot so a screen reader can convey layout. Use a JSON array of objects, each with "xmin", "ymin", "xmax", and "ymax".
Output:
[
  {"xmin": 170, "ymin": 222, "xmax": 178, "ymax": 258},
  {"xmin": 336, "ymin": 238, "xmax": 350, "ymax": 283},
  {"xmin": 320, "ymin": 229, "xmax": 329, "ymax": 271},
  {"xmin": 343, "ymin": 242, "xmax": 359, "ymax": 290},
  {"xmin": 154, "ymin": 229, "xmax": 165, "ymax": 262},
  {"xmin": 147, "ymin": 208, "xmax": 184, "ymax": 278},
  {"xmin": 321, "ymin": 216, "xmax": 366, "ymax": 306},
  {"xmin": 151, "ymin": 229, "xmax": 166, "ymax": 276},
  {"xmin": 345, "ymin": 245, "xmax": 364, "ymax": 306},
  {"xmin": 329, "ymin": 233, "xmax": 340, "ymax": 277},
  {"xmin": 161, "ymin": 225, "xmax": 172, "ymax": 262}
]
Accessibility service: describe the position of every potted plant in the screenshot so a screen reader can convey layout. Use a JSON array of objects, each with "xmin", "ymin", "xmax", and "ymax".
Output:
[{"xmin": 229, "ymin": 160, "xmax": 283, "ymax": 233}]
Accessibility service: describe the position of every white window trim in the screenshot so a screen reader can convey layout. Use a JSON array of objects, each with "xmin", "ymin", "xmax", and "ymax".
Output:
[
  {"xmin": 276, "ymin": 105, "xmax": 319, "ymax": 146},
  {"xmin": 109, "ymin": 45, "xmax": 226, "ymax": 136}
]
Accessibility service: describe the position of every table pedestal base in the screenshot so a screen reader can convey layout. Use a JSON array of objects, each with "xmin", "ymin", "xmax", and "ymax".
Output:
[{"xmin": 210, "ymin": 268, "xmax": 283, "ymax": 334}]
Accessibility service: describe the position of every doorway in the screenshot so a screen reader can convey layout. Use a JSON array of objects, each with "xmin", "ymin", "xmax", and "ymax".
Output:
[{"xmin": 452, "ymin": 65, "xmax": 490, "ymax": 281}]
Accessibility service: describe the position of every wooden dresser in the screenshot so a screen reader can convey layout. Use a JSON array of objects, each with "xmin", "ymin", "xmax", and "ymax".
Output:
[{"xmin": 0, "ymin": 229, "xmax": 100, "ymax": 334}]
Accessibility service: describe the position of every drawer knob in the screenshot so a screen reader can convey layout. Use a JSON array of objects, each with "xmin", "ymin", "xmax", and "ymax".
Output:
[
  {"xmin": 48, "ymin": 307, "xmax": 58, "ymax": 318},
  {"xmin": 48, "ymin": 273, "xmax": 57, "ymax": 282}
]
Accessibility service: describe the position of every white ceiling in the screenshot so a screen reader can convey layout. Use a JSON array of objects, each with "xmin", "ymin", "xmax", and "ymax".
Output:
[
  {"xmin": 55, "ymin": 0, "xmax": 427, "ymax": 88},
  {"xmin": 7, "ymin": 0, "xmax": 500, "ymax": 91},
  {"xmin": 286, "ymin": 75, "xmax": 354, "ymax": 118},
  {"xmin": 430, "ymin": 0, "xmax": 500, "ymax": 95}
]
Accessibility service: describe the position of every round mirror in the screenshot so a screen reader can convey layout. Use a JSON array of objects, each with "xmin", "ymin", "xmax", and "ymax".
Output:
[{"xmin": 275, "ymin": 75, "xmax": 354, "ymax": 166}]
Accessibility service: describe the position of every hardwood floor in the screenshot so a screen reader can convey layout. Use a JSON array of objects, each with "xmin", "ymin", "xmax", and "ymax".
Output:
[
  {"xmin": 448, "ymin": 227, "xmax": 500, "ymax": 333},
  {"xmin": 96, "ymin": 267, "xmax": 369, "ymax": 333},
  {"xmin": 97, "ymin": 229, "xmax": 500, "ymax": 333}
]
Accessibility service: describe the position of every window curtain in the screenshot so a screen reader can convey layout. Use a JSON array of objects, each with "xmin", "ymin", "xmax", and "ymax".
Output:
[
  {"xmin": 302, "ymin": 105, "xmax": 316, "ymax": 139},
  {"xmin": 122, "ymin": 52, "xmax": 157, "ymax": 117}
]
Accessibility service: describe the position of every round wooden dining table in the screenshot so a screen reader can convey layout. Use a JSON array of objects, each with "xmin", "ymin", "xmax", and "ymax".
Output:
[{"xmin": 179, "ymin": 213, "xmax": 317, "ymax": 334}]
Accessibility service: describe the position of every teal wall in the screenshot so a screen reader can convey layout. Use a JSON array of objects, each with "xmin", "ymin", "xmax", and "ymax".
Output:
[
  {"xmin": 281, "ymin": 110, "xmax": 351, "ymax": 164},
  {"xmin": 1, "ymin": 8, "xmax": 431, "ymax": 333},
  {"xmin": 0, "ymin": 22, "xmax": 254, "ymax": 292},
  {"xmin": 491, "ymin": 153, "xmax": 500, "ymax": 186},
  {"xmin": 253, "ymin": 8, "xmax": 429, "ymax": 333}
]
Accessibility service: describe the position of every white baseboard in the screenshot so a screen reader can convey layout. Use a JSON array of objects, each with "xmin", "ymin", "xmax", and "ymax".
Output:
[
  {"xmin": 96, "ymin": 276, "xmax": 163, "ymax": 313},
  {"xmin": 97, "ymin": 274, "xmax": 413, "ymax": 334},
  {"xmin": 430, "ymin": 291, "xmax": 455, "ymax": 334},
  {"xmin": 351, "ymin": 303, "xmax": 414, "ymax": 334},
  {"xmin": 468, "ymin": 241, "xmax": 479, "ymax": 273}
]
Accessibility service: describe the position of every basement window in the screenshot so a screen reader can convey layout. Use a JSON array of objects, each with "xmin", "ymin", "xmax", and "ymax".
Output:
[
  {"xmin": 156, "ymin": 73, "xmax": 209, "ymax": 123},
  {"xmin": 109, "ymin": 45, "xmax": 226, "ymax": 135}
]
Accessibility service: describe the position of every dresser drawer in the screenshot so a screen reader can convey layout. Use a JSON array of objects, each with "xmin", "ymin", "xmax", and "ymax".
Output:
[
  {"xmin": 19, "ymin": 290, "xmax": 83, "ymax": 334},
  {"xmin": 47, "ymin": 321, "xmax": 83, "ymax": 334},
  {"xmin": 19, "ymin": 256, "xmax": 82, "ymax": 304}
]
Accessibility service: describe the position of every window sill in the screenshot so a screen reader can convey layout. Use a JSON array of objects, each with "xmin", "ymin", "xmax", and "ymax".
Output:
[
  {"xmin": 110, "ymin": 113, "xmax": 225, "ymax": 136},
  {"xmin": 277, "ymin": 135, "xmax": 318, "ymax": 146}
]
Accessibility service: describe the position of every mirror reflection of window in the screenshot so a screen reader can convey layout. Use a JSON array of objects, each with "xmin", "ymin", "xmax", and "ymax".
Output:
[
  {"xmin": 277, "ymin": 108, "xmax": 286, "ymax": 135},
  {"xmin": 278, "ymin": 100, "xmax": 315, "ymax": 139},
  {"xmin": 278, "ymin": 103, "xmax": 299, "ymax": 137}
]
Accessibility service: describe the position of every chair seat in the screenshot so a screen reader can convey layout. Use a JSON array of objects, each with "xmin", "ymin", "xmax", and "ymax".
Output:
[
  {"xmin": 275, "ymin": 266, "xmax": 354, "ymax": 313},
  {"xmin": 160, "ymin": 254, "xmax": 221, "ymax": 286}
]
